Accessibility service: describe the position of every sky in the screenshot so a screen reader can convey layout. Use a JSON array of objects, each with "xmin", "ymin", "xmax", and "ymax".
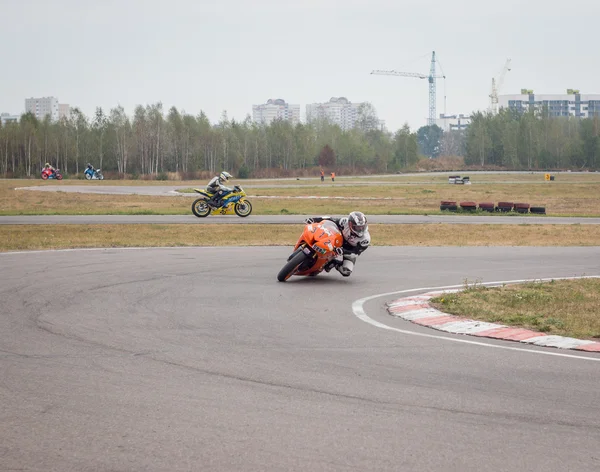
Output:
[{"xmin": 1, "ymin": 0, "xmax": 599, "ymax": 132}]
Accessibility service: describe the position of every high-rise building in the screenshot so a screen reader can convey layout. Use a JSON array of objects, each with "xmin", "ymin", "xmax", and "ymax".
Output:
[
  {"xmin": 499, "ymin": 90, "xmax": 600, "ymax": 118},
  {"xmin": 306, "ymin": 97, "xmax": 374, "ymax": 131},
  {"xmin": 252, "ymin": 99, "xmax": 300, "ymax": 125},
  {"xmin": 25, "ymin": 97, "xmax": 59, "ymax": 121},
  {"xmin": 24, "ymin": 97, "xmax": 71, "ymax": 121}
]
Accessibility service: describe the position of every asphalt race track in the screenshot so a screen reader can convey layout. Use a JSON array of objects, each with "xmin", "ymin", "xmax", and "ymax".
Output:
[{"xmin": 1, "ymin": 246, "xmax": 599, "ymax": 471}]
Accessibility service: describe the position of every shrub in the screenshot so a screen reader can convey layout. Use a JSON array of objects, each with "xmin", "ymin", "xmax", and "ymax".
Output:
[{"xmin": 238, "ymin": 165, "xmax": 250, "ymax": 179}]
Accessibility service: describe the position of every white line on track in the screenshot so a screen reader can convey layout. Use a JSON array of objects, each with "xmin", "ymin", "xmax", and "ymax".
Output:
[{"xmin": 352, "ymin": 277, "xmax": 600, "ymax": 362}]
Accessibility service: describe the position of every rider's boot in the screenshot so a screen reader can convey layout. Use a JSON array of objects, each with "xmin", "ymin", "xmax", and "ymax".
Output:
[
  {"xmin": 207, "ymin": 195, "xmax": 219, "ymax": 208},
  {"xmin": 324, "ymin": 258, "xmax": 342, "ymax": 273}
]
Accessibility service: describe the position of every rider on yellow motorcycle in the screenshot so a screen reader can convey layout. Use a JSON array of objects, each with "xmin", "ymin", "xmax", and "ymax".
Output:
[{"xmin": 206, "ymin": 171, "xmax": 233, "ymax": 208}]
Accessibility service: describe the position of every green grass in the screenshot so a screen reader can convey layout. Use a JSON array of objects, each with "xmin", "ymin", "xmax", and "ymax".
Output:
[{"xmin": 430, "ymin": 278, "xmax": 600, "ymax": 340}]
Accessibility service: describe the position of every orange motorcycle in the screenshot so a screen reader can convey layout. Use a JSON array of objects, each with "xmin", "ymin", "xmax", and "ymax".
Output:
[{"xmin": 277, "ymin": 220, "xmax": 344, "ymax": 282}]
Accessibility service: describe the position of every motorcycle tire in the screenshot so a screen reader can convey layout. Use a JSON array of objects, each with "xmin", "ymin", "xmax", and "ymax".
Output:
[
  {"xmin": 57, "ymin": 174, "xmax": 63, "ymax": 180},
  {"xmin": 234, "ymin": 200, "xmax": 252, "ymax": 217},
  {"xmin": 85, "ymin": 173, "xmax": 92, "ymax": 180},
  {"xmin": 98, "ymin": 174, "xmax": 104, "ymax": 180},
  {"xmin": 41, "ymin": 173, "xmax": 48, "ymax": 180},
  {"xmin": 192, "ymin": 198, "xmax": 211, "ymax": 217},
  {"xmin": 277, "ymin": 250, "xmax": 309, "ymax": 282}
]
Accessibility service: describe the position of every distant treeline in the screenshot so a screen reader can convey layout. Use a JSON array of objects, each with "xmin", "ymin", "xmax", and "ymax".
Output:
[
  {"xmin": 0, "ymin": 103, "xmax": 418, "ymax": 178},
  {"xmin": 465, "ymin": 109, "xmax": 600, "ymax": 170},
  {"xmin": 1, "ymin": 103, "xmax": 599, "ymax": 178}
]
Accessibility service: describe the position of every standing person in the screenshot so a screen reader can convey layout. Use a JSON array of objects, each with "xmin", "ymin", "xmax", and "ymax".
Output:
[
  {"xmin": 331, "ymin": 171, "xmax": 335, "ymax": 182},
  {"xmin": 320, "ymin": 168, "xmax": 325, "ymax": 182}
]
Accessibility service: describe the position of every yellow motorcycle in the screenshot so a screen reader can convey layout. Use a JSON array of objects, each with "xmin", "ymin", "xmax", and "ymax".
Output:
[{"xmin": 191, "ymin": 185, "xmax": 253, "ymax": 217}]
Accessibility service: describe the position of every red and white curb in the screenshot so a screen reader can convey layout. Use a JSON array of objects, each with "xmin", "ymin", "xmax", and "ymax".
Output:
[{"xmin": 386, "ymin": 290, "xmax": 600, "ymax": 353}]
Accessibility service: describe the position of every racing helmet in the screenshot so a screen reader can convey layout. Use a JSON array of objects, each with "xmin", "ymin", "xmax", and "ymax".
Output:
[
  {"xmin": 220, "ymin": 171, "xmax": 232, "ymax": 182},
  {"xmin": 345, "ymin": 211, "xmax": 368, "ymax": 238},
  {"xmin": 45, "ymin": 162, "xmax": 50, "ymax": 167}
]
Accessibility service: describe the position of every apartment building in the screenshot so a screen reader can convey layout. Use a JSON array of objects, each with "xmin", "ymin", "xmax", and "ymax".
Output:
[
  {"xmin": 24, "ymin": 96, "xmax": 71, "ymax": 121},
  {"xmin": 305, "ymin": 97, "xmax": 365, "ymax": 131},
  {"xmin": 252, "ymin": 98, "xmax": 300, "ymax": 125},
  {"xmin": 499, "ymin": 90, "xmax": 600, "ymax": 118}
]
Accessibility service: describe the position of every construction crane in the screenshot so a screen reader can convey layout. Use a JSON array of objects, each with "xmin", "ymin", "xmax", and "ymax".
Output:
[
  {"xmin": 371, "ymin": 51, "xmax": 445, "ymax": 126},
  {"xmin": 489, "ymin": 59, "xmax": 511, "ymax": 114}
]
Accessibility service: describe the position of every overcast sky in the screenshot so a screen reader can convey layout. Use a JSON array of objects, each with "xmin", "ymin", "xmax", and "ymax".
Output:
[{"xmin": 1, "ymin": 0, "xmax": 599, "ymax": 131}]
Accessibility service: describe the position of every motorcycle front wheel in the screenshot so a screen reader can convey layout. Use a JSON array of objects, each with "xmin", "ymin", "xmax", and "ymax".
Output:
[
  {"xmin": 277, "ymin": 250, "xmax": 310, "ymax": 282},
  {"xmin": 85, "ymin": 173, "xmax": 92, "ymax": 180},
  {"xmin": 41, "ymin": 173, "xmax": 48, "ymax": 180},
  {"xmin": 192, "ymin": 198, "xmax": 211, "ymax": 217},
  {"xmin": 234, "ymin": 200, "xmax": 252, "ymax": 217}
]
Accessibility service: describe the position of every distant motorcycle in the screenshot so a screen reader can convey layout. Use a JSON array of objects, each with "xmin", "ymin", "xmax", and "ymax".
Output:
[
  {"xmin": 84, "ymin": 167, "xmax": 104, "ymax": 180},
  {"xmin": 191, "ymin": 185, "xmax": 252, "ymax": 217},
  {"xmin": 41, "ymin": 168, "xmax": 63, "ymax": 180}
]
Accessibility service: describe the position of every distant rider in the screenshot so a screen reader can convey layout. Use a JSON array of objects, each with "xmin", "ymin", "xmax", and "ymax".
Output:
[
  {"xmin": 305, "ymin": 211, "xmax": 370, "ymax": 277},
  {"xmin": 44, "ymin": 162, "xmax": 56, "ymax": 176},
  {"xmin": 85, "ymin": 163, "xmax": 96, "ymax": 177},
  {"xmin": 206, "ymin": 171, "xmax": 233, "ymax": 208}
]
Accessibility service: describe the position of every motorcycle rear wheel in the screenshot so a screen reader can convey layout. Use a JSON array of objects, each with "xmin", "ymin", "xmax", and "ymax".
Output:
[
  {"xmin": 192, "ymin": 198, "xmax": 211, "ymax": 217},
  {"xmin": 98, "ymin": 174, "xmax": 104, "ymax": 180},
  {"xmin": 277, "ymin": 250, "xmax": 309, "ymax": 282},
  {"xmin": 57, "ymin": 174, "xmax": 63, "ymax": 180}
]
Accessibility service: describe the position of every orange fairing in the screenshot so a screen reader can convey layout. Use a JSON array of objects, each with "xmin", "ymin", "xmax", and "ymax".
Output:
[{"xmin": 294, "ymin": 220, "xmax": 343, "ymax": 275}]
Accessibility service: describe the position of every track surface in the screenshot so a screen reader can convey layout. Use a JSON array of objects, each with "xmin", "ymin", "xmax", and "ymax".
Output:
[
  {"xmin": 3, "ymin": 214, "xmax": 600, "ymax": 225},
  {"xmin": 1, "ymin": 247, "xmax": 599, "ymax": 471}
]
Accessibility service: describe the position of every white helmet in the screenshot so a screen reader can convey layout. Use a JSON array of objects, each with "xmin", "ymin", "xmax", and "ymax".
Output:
[
  {"xmin": 220, "ymin": 171, "xmax": 232, "ymax": 182},
  {"xmin": 343, "ymin": 211, "xmax": 368, "ymax": 239}
]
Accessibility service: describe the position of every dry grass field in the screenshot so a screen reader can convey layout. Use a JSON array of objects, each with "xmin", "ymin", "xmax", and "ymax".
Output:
[
  {"xmin": 2, "ymin": 172, "xmax": 600, "ymax": 216},
  {"xmin": 2, "ymin": 223, "xmax": 600, "ymax": 252}
]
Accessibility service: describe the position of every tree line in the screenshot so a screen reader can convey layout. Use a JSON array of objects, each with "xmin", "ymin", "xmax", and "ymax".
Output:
[
  {"xmin": 464, "ymin": 109, "xmax": 600, "ymax": 169},
  {"xmin": 2, "ymin": 103, "xmax": 598, "ymax": 178},
  {"xmin": 0, "ymin": 103, "xmax": 420, "ymax": 178}
]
